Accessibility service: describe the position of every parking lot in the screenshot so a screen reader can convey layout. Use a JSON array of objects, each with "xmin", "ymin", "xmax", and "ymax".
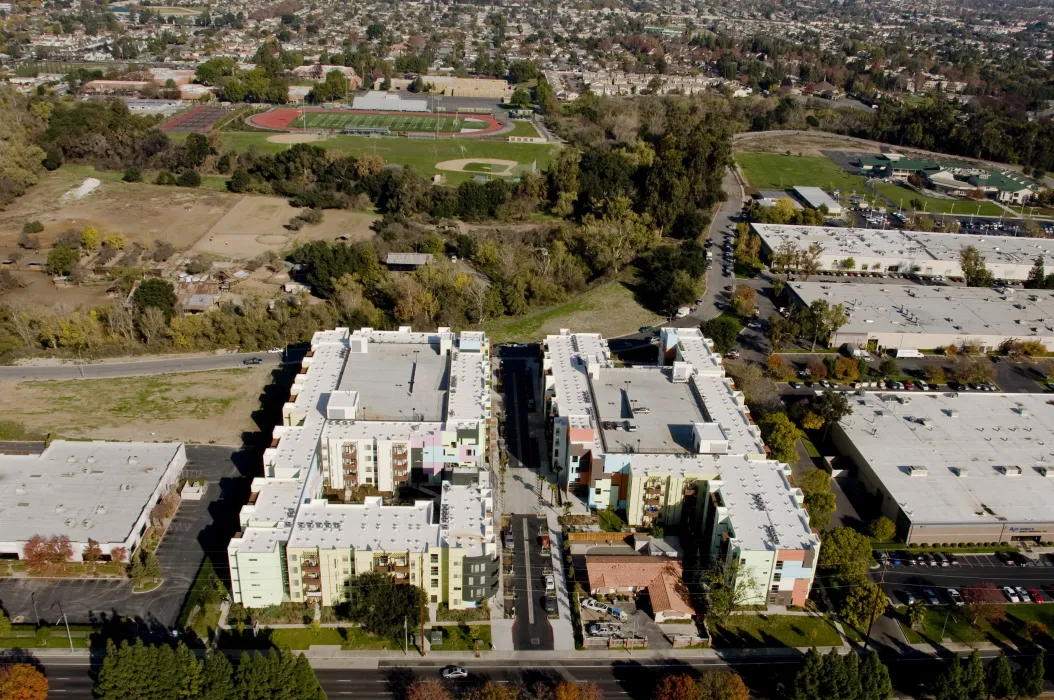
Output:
[
  {"xmin": 876, "ymin": 551, "xmax": 1054, "ymax": 606},
  {"xmin": 0, "ymin": 445, "xmax": 251, "ymax": 638},
  {"xmin": 579, "ymin": 597, "xmax": 672, "ymax": 649}
]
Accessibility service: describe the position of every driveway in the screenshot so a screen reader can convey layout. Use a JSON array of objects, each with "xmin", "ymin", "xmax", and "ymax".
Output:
[{"xmin": 0, "ymin": 445, "xmax": 251, "ymax": 639}]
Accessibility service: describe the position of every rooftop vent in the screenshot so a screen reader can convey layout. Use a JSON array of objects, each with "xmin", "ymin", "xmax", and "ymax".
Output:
[
  {"xmin": 953, "ymin": 467, "xmax": 968, "ymax": 477},
  {"xmin": 907, "ymin": 465, "xmax": 928, "ymax": 477},
  {"xmin": 54, "ymin": 504, "xmax": 65, "ymax": 513},
  {"xmin": 1001, "ymin": 465, "xmax": 1023, "ymax": 476},
  {"xmin": 1040, "ymin": 467, "xmax": 1054, "ymax": 478}
]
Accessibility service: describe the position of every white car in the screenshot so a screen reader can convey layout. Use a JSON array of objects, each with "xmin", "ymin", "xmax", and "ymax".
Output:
[
  {"xmin": 544, "ymin": 574, "xmax": 555, "ymax": 591},
  {"xmin": 587, "ymin": 623, "xmax": 617, "ymax": 637},
  {"xmin": 268, "ymin": 347, "xmax": 283, "ymax": 354},
  {"xmin": 441, "ymin": 667, "xmax": 469, "ymax": 680},
  {"xmin": 947, "ymin": 588, "xmax": 963, "ymax": 606},
  {"xmin": 581, "ymin": 598, "xmax": 607, "ymax": 612},
  {"xmin": 1004, "ymin": 586, "xmax": 1021, "ymax": 603},
  {"xmin": 1017, "ymin": 587, "xmax": 1032, "ymax": 603}
]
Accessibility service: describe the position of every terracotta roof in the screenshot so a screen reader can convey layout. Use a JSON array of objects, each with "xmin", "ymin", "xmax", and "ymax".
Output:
[{"xmin": 585, "ymin": 555, "xmax": 693, "ymax": 615}]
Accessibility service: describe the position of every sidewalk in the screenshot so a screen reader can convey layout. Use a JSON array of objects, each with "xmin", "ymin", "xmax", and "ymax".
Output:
[{"xmin": 546, "ymin": 509, "xmax": 576, "ymax": 651}]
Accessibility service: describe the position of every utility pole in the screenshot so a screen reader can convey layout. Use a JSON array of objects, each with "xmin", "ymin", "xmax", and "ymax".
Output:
[
  {"xmin": 404, "ymin": 615, "xmax": 408, "ymax": 655},
  {"xmin": 863, "ymin": 562, "xmax": 886, "ymax": 651},
  {"xmin": 419, "ymin": 588, "xmax": 426, "ymax": 656},
  {"xmin": 58, "ymin": 600, "xmax": 73, "ymax": 652}
]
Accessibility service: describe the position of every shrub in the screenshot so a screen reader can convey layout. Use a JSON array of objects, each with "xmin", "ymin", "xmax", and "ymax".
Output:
[
  {"xmin": 154, "ymin": 171, "xmax": 176, "ymax": 186},
  {"xmin": 176, "ymin": 170, "xmax": 202, "ymax": 188},
  {"xmin": 22, "ymin": 220, "xmax": 43, "ymax": 234},
  {"xmin": 185, "ymin": 254, "xmax": 211, "ymax": 275},
  {"xmin": 122, "ymin": 166, "xmax": 143, "ymax": 182},
  {"xmin": 18, "ymin": 232, "xmax": 40, "ymax": 250}
]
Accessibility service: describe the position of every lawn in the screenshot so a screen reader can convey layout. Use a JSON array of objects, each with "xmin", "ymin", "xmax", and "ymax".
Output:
[
  {"xmin": 179, "ymin": 559, "xmax": 226, "ymax": 644},
  {"xmin": 507, "ymin": 120, "xmax": 541, "ymax": 138},
  {"xmin": 202, "ymin": 131, "xmax": 555, "ymax": 185},
  {"xmin": 896, "ymin": 606, "xmax": 988, "ymax": 645},
  {"xmin": 872, "ymin": 182, "xmax": 1005, "ymax": 216},
  {"xmin": 711, "ymin": 614, "xmax": 843, "ymax": 648},
  {"xmin": 0, "ymin": 624, "xmax": 95, "ymax": 649},
  {"xmin": 479, "ymin": 276, "xmax": 663, "ymax": 343},
  {"xmin": 735, "ymin": 152, "xmax": 868, "ymax": 194},
  {"xmin": 897, "ymin": 603, "xmax": 1054, "ymax": 647},
  {"xmin": 428, "ymin": 624, "xmax": 492, "ymax": 651}
]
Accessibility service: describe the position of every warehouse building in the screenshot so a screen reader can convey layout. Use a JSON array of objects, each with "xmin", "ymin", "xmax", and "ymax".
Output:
[
  {"xmin": 228, "ymin": 327, "xmax": 496, "ymax": 609},
  {"xmin": 791, "ymin": 186, "xmax": 843, "ymax": 215},
  {"xmin": 788, "ymin": 282, "xmax": 1054, "ymax": 352},
  {"xmin": 0, "ymin": 441, "xmax": 187, "ymax": 561},
  {"xmin": 542, "ymin": 328, "xmax": 820, "ymax": 607},
  {"xmin": 753, "ymin": 223, "xmax": 1054, "ymax": 280},
  {"xmin": 832, "ymin": 392, "xmax": 1054, "ymax": 545}
]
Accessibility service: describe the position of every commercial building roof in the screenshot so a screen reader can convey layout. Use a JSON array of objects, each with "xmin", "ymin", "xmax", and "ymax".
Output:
[
  {"xmin": 835, "ymin": 392, "xmax": 1054, "ymax": 526},
  {"xmin": 385, "ymin": 253, "xmax": 434, "ymax": 267},
  {"xmin": 791, "ymin": 186, "xmax": 842, "ymax": 214},
  {"xmin": 341, "ymin": 342, "xmax": 448, "ymax": 421},
  {"xmin": 789, "ymin": 282, "xmax": 1054, "ymax": 344},
  {"xmin": 0, "ymin": 441, "xmax": 185, "ymax": 546}
]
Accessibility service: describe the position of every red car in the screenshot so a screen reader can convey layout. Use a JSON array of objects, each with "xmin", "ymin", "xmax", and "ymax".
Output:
[{"xmin": 1029, "ymin": 589, "xmax": 1046, "ymax": 603}]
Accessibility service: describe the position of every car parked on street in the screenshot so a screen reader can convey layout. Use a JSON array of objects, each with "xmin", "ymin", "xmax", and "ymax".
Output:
[{"xmin": 1004, "ymin": 586, "xmax": 1021, "ymax": 603}]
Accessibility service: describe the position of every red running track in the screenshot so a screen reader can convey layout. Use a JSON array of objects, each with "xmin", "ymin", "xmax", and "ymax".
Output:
[{"xmin": 248, "ymin": 108, "xmax": 504, "ymax": 137}]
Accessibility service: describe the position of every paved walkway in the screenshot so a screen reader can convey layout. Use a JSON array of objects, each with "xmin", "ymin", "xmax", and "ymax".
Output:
[{"xmin": 546, "ymin": 510, "xmax": 576, "ymax": 650}]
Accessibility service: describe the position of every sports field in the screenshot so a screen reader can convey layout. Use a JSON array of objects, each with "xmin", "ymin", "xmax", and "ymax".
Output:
[
  {"xmin": 735, "ymin": 152, "xmax": 869, "ymax": 194},
  {"xmin": 297, "ymin": 112, "xmax": 490, "ymax": 132}
]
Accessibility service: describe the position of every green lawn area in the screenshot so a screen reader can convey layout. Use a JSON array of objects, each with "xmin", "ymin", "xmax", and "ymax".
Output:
[
  {"xmin": 895, "ymin": 606, "xmax": 988, "ymax": 645},
  {"xmin": 220, "ymin": 626, "xmax": 400, "ymax": 650},
  {"xmin": 0, "ymin": 624, "xmax": 95, "ymax": 649},
  {"xmin": 872, "ymin": 182, "xmax": 1005, "ymax": 216},
  {"xmin": 198, "ymin": 131, "xmax": 555, "ymax": 186},
  {"xmin": 179, "ymin": 559, "xmax": 226, "ymax": 644},
  {"xmin": 479, "ymin": 275, "xmax": 662, "ymax": 343},
  {"xmin": 896, "ymin": 603, "xmax": 1054, "ymax": 647},
  {"xmin": 507, "ymin": 120, "xmax": 541, "ymax": 138},
  {"xmin": 711, "ymin": 614, "xmax": 843, "ymax": 648},
  {"xmin": 800, "ymin": 434, "xmax": 821, "ymax": 459},
  {"xmin": 268, "ymin": 627, "xmax": 345, "ymax": 649},
  {"xmin": 735, "ymin": 152, "xmax": 868, "ymax": 194},
  {"xmin": 428, "ymin": 624, "xmax": 492, "ymax": 650}
]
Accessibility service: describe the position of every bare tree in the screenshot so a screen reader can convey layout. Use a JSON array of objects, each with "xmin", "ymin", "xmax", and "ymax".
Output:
[{"xmin": 137, "ymin": 306, "xmax": 168, "ymax": 345}]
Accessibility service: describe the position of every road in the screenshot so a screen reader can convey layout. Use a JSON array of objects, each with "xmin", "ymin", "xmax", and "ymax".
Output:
[
  {"xmin": 509, "ymin": 515, "xmax": 555, "ymax": 651},
  {"xmin": 0, "ymin": 351, "xmax": 295, "ymax": 381},
  {"xmin": 13, "ymin": 648, "xmax": 1054, "ymax": 699}
]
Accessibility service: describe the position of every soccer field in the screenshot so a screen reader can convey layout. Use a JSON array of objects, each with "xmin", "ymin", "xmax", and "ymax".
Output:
[{"xmin": 297, "ymin": 112, "xmax": 490, "ymax": 133}]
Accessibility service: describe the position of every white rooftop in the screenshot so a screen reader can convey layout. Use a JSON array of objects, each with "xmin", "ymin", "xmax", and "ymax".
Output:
[
  {"xmin": 438, "ymin": 477, "xmax": 496, "ymax": 557},
  {"xmin": 0, "ymin": 440, "xmax": 184, "ymax": 545},
  {"xmin": 287, "ymin": 496, "xmax": 439, "ymax": 551},
  {"xmin": 790, "ymin": 282, "xmax": 1054, "ymax": 341},
  {"xmin": 837, "ymin": 392, "xmax": 1054, "ymax": 525},
  {"xmin": 752, "ymin": 224, "xmax": 1054, "ymax": 267}
]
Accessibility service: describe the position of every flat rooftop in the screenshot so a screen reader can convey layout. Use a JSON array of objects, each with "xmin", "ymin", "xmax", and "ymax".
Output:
[
  {"xmin": 287, "ymin": 496, "xmax": 439, "ymax": 551},
  {"xmin": 752, "ymin": 224, "xmax": 1054, "ymax": 266},
  {"xmin": 340, "ymin": 342, "xmax": 448, "ymax": 421},
  {"xmin": 439, "ymin": 479, "xmax": 495, "ymax": 557},
  {"xmin": 0, "ymin": 440, "xmax": 183, "ymax": 545},
  {"xmin": 790, "ymin": 282, "xmax": 1054, "ymax": 340},
  {"xmin": 836, "ymin": 392, "xmax": 1054, "ymax": 525},
  {"xmin": 593, "ymin": 367, "xmax": 705, "ymax": 453}
]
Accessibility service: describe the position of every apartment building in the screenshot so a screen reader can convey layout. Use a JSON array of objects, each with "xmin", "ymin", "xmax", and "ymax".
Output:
[
  {"xmin": 542, "ymin": 328, "xmax": 819, "ymax": 607},
  {"xmin": 228, "ymin": 327, "xmax": 496, "ymax": 609}
]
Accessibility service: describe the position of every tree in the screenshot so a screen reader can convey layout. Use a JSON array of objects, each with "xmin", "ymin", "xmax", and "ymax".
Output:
[
  {"xmin": 961, "ymin": 582, "xmax": 1007, "ymax": 626},
  {"xmin": 199, "ymin": 652, "xmax": 235, "ymax": 700},
  {"xmin": 95, "ymin": 640, "xmax": 207, "ymax": 699},
  {"xmin": 986, "ymin": 652, "xmax": 1015, "ymax": 700},
  {"xmin": 906, "ymin": 600, "xmax": 926, "ymax": 631},
  {"xmin": 818, "ymin": 527, "xmax": 872, "ymax": 578},
  {"xmin": 1026, "ymin": 256, "xmax": 1047, "ymax": 289},
  {"xmin": 791, "ymin": 648, "xmax": 824, "ymax": 700},
  {"xmin": 702, "ymin": 316, "xmax": 741, "ymax": 354},
  {"xmin": 110, "ymin": 546, "xmax": 127, "ymax": 564},
  {"xmin": 704, "ymin": 560, "xmax": 759, "ymax": 626},
  {"xmin": 731, "ymin": 286, "xmax": 757, "ymax": 317},
  {"xmin": 228, "ymin": 169, "xmax": 251, "ymax": 192},
  {"xmin": 653, "ymin": 674, "xmax": 701, "ymax": 700},
  {"xmin": 697, "ymin": 671, "xmax": 748, "ymax": 700},
  {"xmin": 878, "ymin": 359, "xmax": 899, "ymax": 378},
  {"xmin": 841, "ymin": 580, "xmax": 887, "ymax": 630},
  {"xmin": 961, "ymin": 651, "xmax": 986, "ymax": 700},
  {"xmin": 0, "ymin": 663, "xmax": 48, "ymax": 700},
  {"xmin": 868, "ymin": 517, "xmax": 896, "ymax": 542},
  {"xmin": 959, "ymin": 246, "xmax": 995, "ymax": 287},
  {"xmin": 767, "ymin": 354, "xmax": 796, "ymax": 381},
  {"xmin": 122, "ymin": 166, "xmax": 142, "ymax": 182},
  {"xmin": 804, "ymin": 299, "xmax": 846, "ymax": 350},
  {"xmin": 833, "ymin": 356, "xmax": 859, "ymax": 381},
  {"xmin": 102, "ymin": 232, "xmax": 126, "ymax": 250},
  {"xmin": 510, "ymin": 87, "xmax": 532, "ymax": 108},
  {"xmin": 46, "ymin": 246, "xmax": 79, "ymax": 276},
  {"xmin": 859, "ymin": 652, "xmax": 892, "ymax": 700},
  {"xmin": 22, "ymin": 220, "xmax": 43, "ymax": 235},
  {"xmin": 144, "ymin": 551, "xmax": 161, "ymax": 582},
  {"xmin": 133, "ymin": 278, "xmax": 178, "ymax": 319},
  {"xmin": 0, "ymin": 610, "xmax": 9, "ymax": 637},
  {"xmin": 932, "ymin": 658, "xmax": 963, "ymax": 700},
  {"xmin": 807, "ymin": 390, "xmax": 853, "ymax": 438},
  {"xmin": 130, "ymin": 556, "xmax": 146, "ymax": 587},
  {"xmin": 83, "ymin": 538, "xmax": 102, "ymax": 565},
  {"xmin": 759, "ymin": 411, "xmax": 800, "ymax": 463},
  {"xmin": 408, "ymin": 679, "xmax": 452, "ymax": 700},
  {"xmin": 81, "ymin": 226, "xmax": 99, "ymax": 250},
  {"xmin": 176, "ymin": 170, "xmax": 202, "ymax": 188},
  {"xmin": 1015, "ymin": 654, "xmax": 1044, "ymax": 699},
  {"xmin": 344, "ymin": 571, "xmax": 425, "ymax": 640}
]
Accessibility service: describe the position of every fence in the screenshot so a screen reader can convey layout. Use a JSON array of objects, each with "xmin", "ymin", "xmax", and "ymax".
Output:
[{"xmin": 566, "ymin": 532, "xmax": 630, "ymax": 544}]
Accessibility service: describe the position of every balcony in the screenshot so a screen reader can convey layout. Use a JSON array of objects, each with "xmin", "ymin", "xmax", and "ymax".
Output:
[
  {"xmin": 302, "ymin": 561, "xmax": 320, "ymax": 573},
  {"xmin": 646, "ymin": 485, "xmax": 661, "ymax": 495},
  {"xmin": 302, "ymin": 572, "xmax": 320, "ymax": 581},
  {"xmin": 645, "ymin": 495, "xmax": 661, "ymax": 506}
]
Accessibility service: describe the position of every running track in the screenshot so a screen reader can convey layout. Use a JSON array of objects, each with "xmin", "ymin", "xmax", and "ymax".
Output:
[{"xmin": 248, "ymin": 107, "xmax": 504, "ymax": 137}]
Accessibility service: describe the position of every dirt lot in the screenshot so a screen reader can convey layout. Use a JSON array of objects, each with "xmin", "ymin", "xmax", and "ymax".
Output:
[
  {"xmin": 0, "ymin": 272, "xmax": 114, "ymax": 312},
  {"xmin": 190, "ymin": 195, "xmax": 378, "ymax": 258},
  {"xmin": 0, "ymin": 367, "xmax": 269, "ymax": 444},
  {"xmin": 733, "ymin": 131, "xmax": 872, "ymax": 156},
  {"xmin": 0, "ymin": 168, "xmax": 236, "ymax": 253}
]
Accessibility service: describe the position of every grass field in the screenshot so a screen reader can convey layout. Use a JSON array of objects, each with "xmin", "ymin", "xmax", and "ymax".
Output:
[
  {"xmin": 480, "ymin": 275, "xmax": 662, "ymax": 343},
  {"xmin": 735, "ymin": 152, "xmax": 868, "ymax": 194},
  {"xmin": 296, "ymin": 112, "xmax": 489, "ymax": 133},
  {"xmin": 711, "ymin": 614, "xmax": 843, "ymax": 648},
  {"xmin": 428, "ymin": 624, "xmax": 492, "ymax": 650},
  {"xmin": 196, "ymin": 131, "xmax": 555, "ymax": 185},
  {"xmin": 872, "ymin": 182, "xmax": 1005, "ymax": 216},
  {"xmin": 507, "ymin": 120, "xmax": 541, "ymax": 138}
]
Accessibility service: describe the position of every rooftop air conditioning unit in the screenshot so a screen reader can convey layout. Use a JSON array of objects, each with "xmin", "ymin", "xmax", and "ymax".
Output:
[
  {"xmin": 907, "ymin": 465, "xmax": 928, "ymax": 477},
  {"xmin": 1001, "ymin": 465, "xmax": 1023, "ymax": 476}
]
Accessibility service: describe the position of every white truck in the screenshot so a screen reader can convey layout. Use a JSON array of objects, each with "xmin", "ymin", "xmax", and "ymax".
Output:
[{"xmin": 675, "ymin": 307, "xmax": 691, "ymax": 319}]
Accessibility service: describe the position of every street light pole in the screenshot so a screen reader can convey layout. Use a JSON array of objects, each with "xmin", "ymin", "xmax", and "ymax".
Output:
[{"xmin": 58, "ymin": 600, "xmax": 73, "ymax": 652}]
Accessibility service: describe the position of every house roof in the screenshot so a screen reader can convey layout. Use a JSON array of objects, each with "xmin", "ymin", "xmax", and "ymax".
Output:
[{"xmin": 585, "ymin": 555, "xmax": 693, "ymax": 614}]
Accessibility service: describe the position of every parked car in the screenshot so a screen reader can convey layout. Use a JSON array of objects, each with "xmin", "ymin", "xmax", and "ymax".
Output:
[
  {"xmin": 1004, "ymin": 586, "xmax": 1021, "ymax": 603},
  {"xmin": 544, "ymin": 574, "xmax": 555, "ymax": 592},
  {"xmin": 924, "ymin": 588, "xmax": 941, "ymax": 605},
  {"xmin": 947, "ymin": 588, "xmax": 963, "ymax": 606},
  {"xmin": 1016, "ymin": 587, "xmax": 1032, "ymax": 603},
  {"xmin": 945, "ymin": 553, "xmax": 959, "ymax": 566},
  {"xmin": 587, "ymin": 623, "xmax": 618, "ymax": 637},
  {"xmin": 789, "ymin": 382, "xmax": 801, "ymax": 389},
  {"xmin": 441, "ymin": 667, "xmax": 469, "ymax": 680},
  {"xmin": 581, "ymin": 598, "xmax": 607, "ymax": 613},
  {"xmin": 996, "ymin": 551, "xmax": 1017, "ymax": 566},
  {"xmin": 610, "ymin": 607, "xmax": 629, "ymax": 622},
  {"xmin": 268, "ymin": 347, "xmax": 283, "ymax": 354},
  {"xmin": 632, "ymin": 407, "xmax": 651, "ymax": 415},
  {"xmin": 724, "ymin": 350, "xmax": 740, "ymax": 359},
  {"xmin": 904, "ymin": 590, "xmax": 918, "ymax": 605},
  {"xmin": 243, "ymin": 357, "xmax": 263, "ymax": 365},
  {"xmin": 1029, "ymin": 589, "xmax": 1046, "ymax": 603}
]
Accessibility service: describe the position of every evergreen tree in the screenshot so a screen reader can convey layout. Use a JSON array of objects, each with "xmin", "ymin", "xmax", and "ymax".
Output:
[
  {"xmin": 859, "ymin": 652, "xmax": 893, "ymax": 700},
  {"xmin": 1026, "ymin": 256, "xmax": 1046, "ymax": 289},
  {"xmin": 200, "ymin": 652, "xmax": 235, "ymax": 700},
  {"xmin": 818, "ymin": 649, "xmax": 848, "ymax": 700},
  {"xmin": 932, "ymin": 658, "xmax": 963, "ymax": 700},
  {"xmin": 130, "ymin": 556, "xmax": 146, "ymax": 587},
  {"xmin": 792, "ymin": 648, "xmax": 824, "ymax": 700},
  {"xmin": 841, "ymin": 649, "xmax": 862, "ymax": 700},
  {"xmin": 173, "ymin": 642, "xmax": 202, "ymax": 697},
  {"xmin": 1015, "ymin": 654, "xmax": 1044, "ymax": 699},
  {"xmin": 961, "ymin": 651, "xmax": 987, "ymax": 700},
  {"xmin": 987, "ymin": 652, "xmax": 1015, "ymax": 700},
  {"xmin": 144, "ymin": 552, "xmax": 161, "ymax": 582}
]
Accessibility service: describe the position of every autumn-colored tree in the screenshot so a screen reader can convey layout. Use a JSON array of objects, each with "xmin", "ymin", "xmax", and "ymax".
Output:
[
  {"xmin": 467, "ymin": 681, "xmax": 520, "ymax": 700},
  {"xmin": 807, "ymin": 359, "xmax": 827, "ymax": 379},
  {"xmin": 653, "ymin": 674, "xmax": 701, "ymax": 700},
  {"xmin": 766, "ymin": 354, "xmax": 795, "ymax": 381},
  {"xmin": 0, "ymin": 663, "xmax": 49, "ymax": 700},
  {"xmin": 962, "ymin": 582, "xmax": 1007, "ymax": 626},
  {"xmin": 833, "ymin": 356, "xmax": 859, "ymax": 381},
  {"xmin": 110, "ymin": 546, "xmax": 127, "ymax": 563},
  {"xmin": 83, "ymin": 539, "xmax": 102, "ymax": 565},
  {"xmin": 697, "ymin": 671, "xmax": 748, "ymax": 700},
  {"xmin": 555, "ymin": 683, "xmax": 601, "ymax": 700},
  {"xmin": 407, "ymin": 679, "xmax": 451, "ymax": 700},
  {"xmin": 22, "ymin": 535, "xmax": 50, "ymax": 568}
]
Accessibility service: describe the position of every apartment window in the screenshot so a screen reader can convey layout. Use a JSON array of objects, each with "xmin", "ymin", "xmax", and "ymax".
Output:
[
  {"xmin": 770, "ymin": 585, "xmax": 779, "ymax": 592},
  {"xmin": 290, "ymin": 555, "xmax": 298, "ymax": 562},
  {"xmin": 595, "ymin": 488, "xmax": 602, "ymax": 495},
  {"xmin": 342, "ymin": 556, "xmax": 349, "ymax": 562},
  {"xmin": 740, "ymin": 559, "xmax": 747, "ymax": 567},
  {"xmin": 773, "ymin": 573, "xmax": 782, "ymax": 582},
  {"xmin": 775, "ymin": 561, "xmax": 784, "ymax": 570},
  {"xmin": 291, "ymin": 567, "xmax": 298, "ymax": 574},
  {"xmin": 453, "ymin": 573, "xmax": 460, "ymax": 579},
  {"xmin": 431, "ymin": 567, "xmax": 439, "ymax": 576},
  {"xmin": 431, "ymin": 554, "xmax": 439, "ymax": 563},
  {"xmin": 343, "ymin": 569, "xmax": 350, "ymax": 575},
  {"xmin": 431, "ymin": 579, "xmax": 439, "ymax": 588}
]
